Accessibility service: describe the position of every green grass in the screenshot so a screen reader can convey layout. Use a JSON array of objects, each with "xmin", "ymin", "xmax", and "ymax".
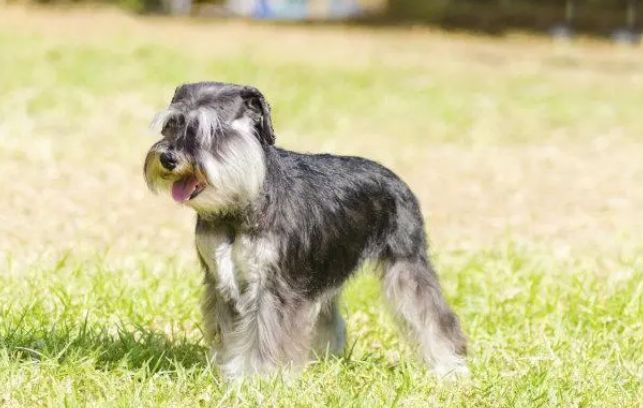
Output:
[
  {"xmin": 2, "ymin": 246, "xmax": 642, "ymax": 407},
  {"xmin": 2, "ymin": 6, "xmax": 643, "ymax": 407}
]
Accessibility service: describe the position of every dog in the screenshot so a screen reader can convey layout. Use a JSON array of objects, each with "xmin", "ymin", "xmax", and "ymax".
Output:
[{"xmin": 143, "ymin": 81, "xmax": 468, "ymax": 381}]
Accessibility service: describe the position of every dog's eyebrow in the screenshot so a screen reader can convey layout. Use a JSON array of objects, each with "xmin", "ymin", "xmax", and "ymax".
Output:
[
  {"xmin": 187, "ymin": 106, "xmax": 222, "ymax": 144},
  {"xmin": 163, "ymin": 116, "xmax": 179, "ymax": 129},
  {"xmin": 150, "ymin": 108, "xmax": 183, "ymax": 134}
]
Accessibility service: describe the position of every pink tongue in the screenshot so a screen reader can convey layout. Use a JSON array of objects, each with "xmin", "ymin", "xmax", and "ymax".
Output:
[{"xmin": 172, "ymin": 176, "xmax": 200, "ymax": 202}]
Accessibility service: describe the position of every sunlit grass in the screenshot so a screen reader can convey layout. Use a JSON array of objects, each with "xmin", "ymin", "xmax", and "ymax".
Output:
[
  {"xmin": 1, "ymin": 6, "xmax": 643, "ymax": 407},
  {"xmin": 2, "ymin": 246, "xmax": 642, "ymax": 407}
]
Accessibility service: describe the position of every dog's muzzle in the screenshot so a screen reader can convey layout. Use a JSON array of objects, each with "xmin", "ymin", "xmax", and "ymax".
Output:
[{"xmin": 146, "ymin": 149, "xmax": 207, "ymax": 202}]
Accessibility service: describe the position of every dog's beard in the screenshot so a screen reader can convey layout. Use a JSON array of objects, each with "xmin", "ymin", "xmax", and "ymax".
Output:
[
  {"xmin": 190, "ymin": 121, "xmax": 266, "ymax": 214},
  {"xmin": 144, "ymin": 118, "xmax": 266, "ymax": 215}
]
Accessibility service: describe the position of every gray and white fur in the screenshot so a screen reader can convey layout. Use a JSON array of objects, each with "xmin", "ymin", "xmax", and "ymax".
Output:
[{"xmin": 143, "ymin": 82, "xmax": 469, "ymax": 381}]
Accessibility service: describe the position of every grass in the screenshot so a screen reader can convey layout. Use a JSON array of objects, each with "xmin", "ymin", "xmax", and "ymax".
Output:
[
  {"xmin": 1, "ymin": 5, "xmax": 643, "ymax": 407},
  {"xmin": 2, "ymin": 246, "xmax": 642, "ymax": 407}
]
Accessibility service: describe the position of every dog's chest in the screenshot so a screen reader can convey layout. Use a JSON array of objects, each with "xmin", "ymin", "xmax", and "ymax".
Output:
[{"xmin": 195, "ymin": 230, "xmax": 277, "ymax": 301}]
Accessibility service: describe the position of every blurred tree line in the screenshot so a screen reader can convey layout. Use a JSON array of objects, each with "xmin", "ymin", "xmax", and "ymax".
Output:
[
  {"xmin": 12, "ymin": 0, "xmax": 640, "ymax": 36},
  {"xmin": 19, "ymin": 0, "xmax": 633, "ymax": 11},
  {"xmin": 386, "ymin": 0, "xmax": 637, "ymax": 35}
]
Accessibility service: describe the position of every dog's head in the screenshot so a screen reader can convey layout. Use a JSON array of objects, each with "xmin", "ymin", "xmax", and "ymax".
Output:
[{"xmin": 144, "ymin": 82, "xmax": 275, "ymax": 215}]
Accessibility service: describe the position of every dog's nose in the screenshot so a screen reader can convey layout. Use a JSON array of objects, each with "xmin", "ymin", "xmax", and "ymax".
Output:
[{"xmin": 159, "ymin": 152, "xmax": 177, "ymax": 170}]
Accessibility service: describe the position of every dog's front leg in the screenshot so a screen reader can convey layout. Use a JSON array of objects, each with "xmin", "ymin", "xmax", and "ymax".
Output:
[
  {"xmin": 200, "ymin": 279, "xmax": 236, "ymax": 366},
  {"xmin": 215, "ymin": 285, "xmax": 320, "ymax": 381}
]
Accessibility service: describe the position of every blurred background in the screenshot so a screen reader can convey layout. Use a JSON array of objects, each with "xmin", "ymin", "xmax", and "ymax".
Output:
[
  {"xmin": 10, "ymin": 0, "xmax": 643, "ymax": 42},
  {"xmin": 2, "ymin": 0, "xmax": 642, "ymax": 262}
]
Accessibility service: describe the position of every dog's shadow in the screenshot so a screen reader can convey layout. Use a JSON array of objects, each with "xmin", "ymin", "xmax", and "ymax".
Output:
[{"xmin": 2, "ymin": 316, "xmax": 209, "ymax": 374}]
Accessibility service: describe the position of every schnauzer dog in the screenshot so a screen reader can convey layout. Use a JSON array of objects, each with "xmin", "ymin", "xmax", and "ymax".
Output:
[{"xmin": 143, "ymin": 81, "xmax": 468, "ymax": 380}]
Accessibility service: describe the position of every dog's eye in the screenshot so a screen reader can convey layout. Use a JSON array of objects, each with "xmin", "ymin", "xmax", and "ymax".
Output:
[
  {"xmin": 161, "ymin": 122, "xmax": 173, "ymax": 135},
  {"xmin": 162, "ymin": 117, "xmax": 183, "ymax": 136}
]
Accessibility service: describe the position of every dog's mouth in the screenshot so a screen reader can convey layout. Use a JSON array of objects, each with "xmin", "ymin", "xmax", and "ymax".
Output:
[{"xmin": 171, "ymin": 175, "xmax": 206, "ymax": 202}]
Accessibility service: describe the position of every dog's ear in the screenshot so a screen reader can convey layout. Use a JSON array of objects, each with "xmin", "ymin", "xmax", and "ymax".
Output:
[
  {"xmin": 240, "ymin": 86, "xmax": 276, "ymax": 145},
  {"xmin": 171, "ymin": 84, "xmax": 188, "ymax": 104}
]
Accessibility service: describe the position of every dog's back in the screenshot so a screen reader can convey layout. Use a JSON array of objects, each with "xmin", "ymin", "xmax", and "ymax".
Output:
[{"xmin": 261, "ymin": 147, "xmax": 427, "ymax": 296}]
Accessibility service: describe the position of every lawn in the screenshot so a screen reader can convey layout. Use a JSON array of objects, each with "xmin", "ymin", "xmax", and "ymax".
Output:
[{"xmin": 1, "ymin": 6, "xmax": 642, "ymax": 407}]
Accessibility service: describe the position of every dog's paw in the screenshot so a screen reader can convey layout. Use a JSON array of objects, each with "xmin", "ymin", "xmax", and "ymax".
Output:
[{"xmin": 432, "ymin": 362, "xmax": 471, "ymax": 383}]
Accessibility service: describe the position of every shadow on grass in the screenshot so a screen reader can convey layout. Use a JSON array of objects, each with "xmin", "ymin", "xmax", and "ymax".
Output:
[{"xmin": 1, "ymin": 315, "xmax": 209, "ymax": 373}]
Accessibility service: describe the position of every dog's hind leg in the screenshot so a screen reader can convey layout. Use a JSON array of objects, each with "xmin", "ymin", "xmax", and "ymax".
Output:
[
  {"xmin": 311, "ymin": 296, "xmax": 346, "ymax": 359},
  {"xmin": 380, "ymin": 256, "xmax": 469, "ymax": 379}
]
